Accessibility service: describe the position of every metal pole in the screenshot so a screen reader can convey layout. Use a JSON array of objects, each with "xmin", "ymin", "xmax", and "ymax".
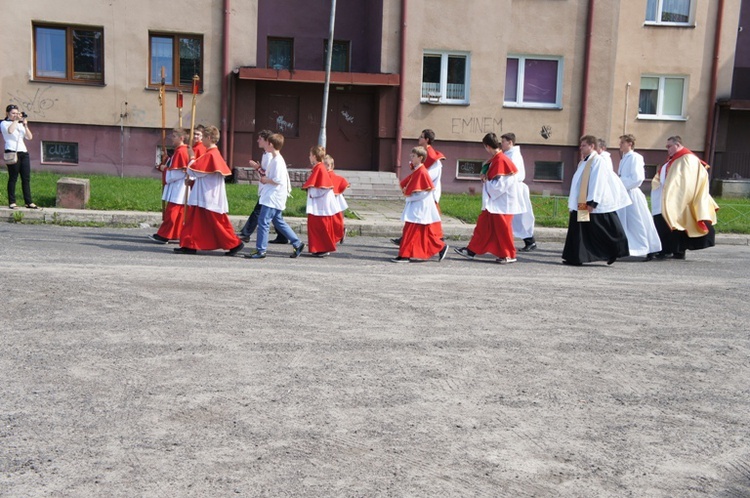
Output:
[{"xmin": 319, "ymin": 0, "xmax": 337, "ymax": 148}]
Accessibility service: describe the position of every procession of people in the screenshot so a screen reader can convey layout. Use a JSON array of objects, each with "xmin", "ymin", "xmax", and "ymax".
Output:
[{"xmin": 139, "ymin": 122, "xmax": 718, "ymax": 266}]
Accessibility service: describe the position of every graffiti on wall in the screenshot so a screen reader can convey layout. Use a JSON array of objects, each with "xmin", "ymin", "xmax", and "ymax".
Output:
[
  {"xmin": 451, "ymin": 117, "xmax": 503, "ymax": 135},
  {"xmin": 6, "ymin": 86, "xmax": 58, "ymax": 118}
]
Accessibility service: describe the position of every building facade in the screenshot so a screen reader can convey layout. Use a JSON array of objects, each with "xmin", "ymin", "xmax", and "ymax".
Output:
[{"xmin": 1, "ymin": 0, "xmax": 742, "ymax": 195}]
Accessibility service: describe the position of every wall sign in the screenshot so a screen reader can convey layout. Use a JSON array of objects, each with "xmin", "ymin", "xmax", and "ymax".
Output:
[
  {"xmin": 42, "ymin": 141, "xmax": 78, "ymax": 165},
  {"xmin": 456, "ymin": 159, "xmax": 486, "ymax": 180}
]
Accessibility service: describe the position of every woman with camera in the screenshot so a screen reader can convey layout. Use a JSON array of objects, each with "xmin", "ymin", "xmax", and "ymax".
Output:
[{"xmin": 2, "ymin": 104, "xmax": 37, "ymax": 209}]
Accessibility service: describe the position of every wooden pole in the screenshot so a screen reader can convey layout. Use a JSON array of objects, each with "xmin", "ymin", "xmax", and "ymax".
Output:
[
  {"xmin": 159, "ymin": 66, "xmax": 167, "ymax": 220},
  {"xmin": 183, "ymin": 75, "xmax": 201, "ymax": 225}
]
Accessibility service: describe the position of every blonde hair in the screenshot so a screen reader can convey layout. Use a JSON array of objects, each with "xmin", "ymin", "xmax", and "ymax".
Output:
[
  {"xmin": 203, "ymin": 125, "xmax": 220, "ymax": 144},
  {"xmin": 323, "ymin": 154, "xmax": 335, "ymax": 170},
  {"xmin": 411, "ymin": 146, "xmax": 427, "ymax": 161},
  {"xmin": 310, "ymin": 145, "xmax": 326, "ymax": 162}
]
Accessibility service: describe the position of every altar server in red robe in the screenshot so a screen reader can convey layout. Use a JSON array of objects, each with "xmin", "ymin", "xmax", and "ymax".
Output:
[
  {"xmin": 150, "ymin": 128, "xmax": 190, "ymax": 243},
  {"xmin": 324, "ymin": 154, "xmax": 349, "ymax": 244},
  {"xmin": 391, "ymin": 146, "xmax": 449, "ymax": 263},
  {"xmin": 302, "ymin": 146, "xmax": 339, "ymax": 257},
  {"xmin": 174, "ymin": 125, "xmax": 244, "ymax": 255},
  {"xmin": 454, "ymin": 133, "xmax": 522, "ymax": 264}
]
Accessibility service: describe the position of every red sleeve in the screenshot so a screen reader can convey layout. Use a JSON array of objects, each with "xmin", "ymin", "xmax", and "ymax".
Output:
[
  {"xmin": 424, "ymin": 146, "xmax": 446, "ymax": 168},
  {"xmin": 401, "ymin": 166, "xmax": 434, "ymax": 195},
  {"xmin": 169, "ymin": 145, "xmax": 190, "ymax": 170},
  {"xmin": 302, "ymin": 163, "xmax": 334, "ymax": 189},
  {"xmin": 189, "ymin": 148, "xmax": 232, "ymax": 176},
  {"xmin": 329, "ymin": 172, "xmax": 350, "ymax": 194},
  {"xmin": 487, "ymin": 152, "xmax": 517, "ymax": 179}
]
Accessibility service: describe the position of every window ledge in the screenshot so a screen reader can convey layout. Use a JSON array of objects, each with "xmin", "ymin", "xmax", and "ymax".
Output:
[
  {"xmin": 637, "ymin": 114, "xmax": 688, "ymax": 122},
  {"xmin": 503, "ymin": 103, "xmax": 562, "ymax": 110},
  {"xmin": 643, "ymin": 21, "xmax": 696, "ymax": 28},
  {"xmin": 30, "ymin": 78, "xmax": 106, "ymax": 87},
  {"xmin": 420, "ymin": 100, "xmax": 469, "ymax": 106},
  {"xmin": 145, "ymin": 86, "xmax": 204, "ymax": 94}
]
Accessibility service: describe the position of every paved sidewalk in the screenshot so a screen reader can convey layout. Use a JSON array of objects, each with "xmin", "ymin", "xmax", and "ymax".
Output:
[{"xmin": 1, "ymin": 201, "xmax": 748, "ymax": 246}]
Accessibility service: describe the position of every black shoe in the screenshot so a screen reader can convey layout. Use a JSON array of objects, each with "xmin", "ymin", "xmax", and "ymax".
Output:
[
  {"xmin": 340, "ymin": 232, "xmax": 346, "ymax": 244},
  {"xmin": 148, "ymin": 234, "xmax": 169, "ymax": 244},
  {"xmin": 562, "ymin": 259, "xmax": 582, "ymax": 266},
  {"xmin": 290, "ymin": 242, "xmax": 305, "ymax": 258},
  {"xmin": 453, "ymin": 247, "xmax": 475, "ymax": 260},
  {"xmin": 438, "ymin": 244, "xmax": 449, "ymax": 262},
  {"xmin": 269, "ymin": 237, "xmax": 289, "ymax": 244},
  {"xmin": 390, "ymin": 256, "xmax": 409, "ymax": 263},
  {"xmin": 174, "ymin": 247, "xmax": 197, "ymax": 254},
  {"xmin": 607, "ymin": 257, "xmax": 617, "ymax": 265},
  {"xmin": 312, "ymin": 252, "xmax": 330, "ymax": 258},
  {"xmin": 521, "ymin": 242, "xmax": 537, "ymax": 252},
  {"xmin": 673, "ymin": 252, "xmax": 686, "ymax": 260},
  {"xmin": 225, "ymin": 242, "xmax": 244, "ymax": 256},
  {"xmin": 644, "ymin": 253, "xmax": 655, "ymax": 262},
  {"xmin": 244, "ymin": 251, "xmax": 266, "ymax": 259},
  {"xmin": 390, "ymin": 237, "xmax": 402, "ymax": 246},
  {"xmin": 236, "ymin": 234, "xmax": 251, "ymax": 243},
  {"xmin": 655, "ymin": 252, "xmax": 671, "ymax": 260}
]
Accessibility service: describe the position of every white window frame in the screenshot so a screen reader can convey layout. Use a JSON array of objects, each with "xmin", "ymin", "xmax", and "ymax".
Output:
[
  {"xmin": 637, "ymin": 74, "xmax": 688, "ymax": 121},
  {"xmin": 504, "ymin": 55, "xmax": 563, "ymax": 109},
  {"xmin": 420, "ymin": 50, "xmax": 470, "ymax": 105},
  {"xmin": 644, "ymin": 0, "xmax": 695, "ymax": 27}
]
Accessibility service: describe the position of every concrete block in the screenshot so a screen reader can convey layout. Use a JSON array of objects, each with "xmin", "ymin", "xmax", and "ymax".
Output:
[{"xmin": 56, "ymin": 177, "xmax": 90, "ymax": 209}]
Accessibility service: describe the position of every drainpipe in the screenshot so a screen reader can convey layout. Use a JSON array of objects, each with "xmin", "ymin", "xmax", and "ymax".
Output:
[
  {"xmin": 229, "ymin": 71, "xmax": 237, "ymax": 167},
  {"xmin": 704, "ymin": 0, "xmax": 725, "ymax": 164},
  {"xmin": 579, "ymin": 0, "xmax": 595, "ymax": 139},
  {"xmin": 395, "ymin": 0, "xmax": 407, "ymax": 178},
  {"xmin": 221, "ymin": 0, "xmax": 230, "ymax": 162}
]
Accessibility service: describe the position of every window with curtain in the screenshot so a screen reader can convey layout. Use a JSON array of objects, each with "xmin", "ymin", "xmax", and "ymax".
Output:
[
  {"xmin": 638, "ymin": 75, "xmax": 686, "ymax": 119},
  {"xmin": 268, "ymin": 38, "xmax": 293, "ymax": 70},
  {"xmin": 504, "ymin": 56, "xmax": 563, "ymax": 108},
  {"xmin": 646, "ymin": 0, "xmax": 692, "ymax": 24},
  {"xmin": 324, "ymin": 40, "xmax": 351, "ymax": 72},
  {"xmin": 149, "ymin": 33, "xmax": 203, "ymax": 91},
  {"xmin": 420, "ymin": 51, "xmax": 470, "ymax": 104},
  {"xmin": 34, "ymin": 23, "xmax": 104, "ymax": 84}
]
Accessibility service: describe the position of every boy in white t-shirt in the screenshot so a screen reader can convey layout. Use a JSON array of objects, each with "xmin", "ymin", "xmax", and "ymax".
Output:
[{"xmin": 245, "ymin": 133, "xmax": 305, "ymax": 259}]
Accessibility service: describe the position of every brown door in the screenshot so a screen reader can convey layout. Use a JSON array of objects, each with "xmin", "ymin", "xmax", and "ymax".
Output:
[{"xmin": 324, "ymin": 88, "xmax": 374, "ymax": 171}]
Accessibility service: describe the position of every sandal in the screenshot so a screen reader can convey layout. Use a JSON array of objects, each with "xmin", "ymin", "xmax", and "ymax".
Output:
[
  {"xmin": 9, "ymin": 203, "xmax": 17, "ymax": 209},
  {"xmin": 26, "ymin": 203, "xmax": 39, "ymax": 209}
]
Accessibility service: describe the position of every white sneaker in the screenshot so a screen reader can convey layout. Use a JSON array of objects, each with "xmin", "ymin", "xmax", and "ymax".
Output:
[{"xmin": 496, "ymin": 257, "xmax": 517, "ymax": 264}]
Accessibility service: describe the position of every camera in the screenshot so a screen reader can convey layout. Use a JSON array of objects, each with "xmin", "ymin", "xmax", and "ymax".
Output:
[{"xmin": 21, "ymin": 112, "xmax": 28, "ymax": 118}]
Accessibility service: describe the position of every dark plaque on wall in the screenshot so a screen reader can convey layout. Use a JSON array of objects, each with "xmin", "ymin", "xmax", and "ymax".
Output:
[
  {"xmin": 42, "ymin": 141, "xmax": 79, "ymax": 164},
  {"xmin": 456, "ymin": 159, "xmax": 485, "ymax": 179}
]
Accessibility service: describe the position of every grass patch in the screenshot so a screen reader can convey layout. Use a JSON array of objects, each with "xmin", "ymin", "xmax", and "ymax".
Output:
[{"xmin": 2, "ymin": 171, "xmax": 749, "ymax": 233}]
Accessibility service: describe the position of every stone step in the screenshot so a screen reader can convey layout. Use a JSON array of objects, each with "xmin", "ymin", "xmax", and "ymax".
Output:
[{"xmin": 234, "ymin": 168, "xmax": 402, "ymax": 200}]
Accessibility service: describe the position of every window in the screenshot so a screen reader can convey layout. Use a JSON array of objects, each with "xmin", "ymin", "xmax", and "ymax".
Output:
[
  {"xmin": 646, "ymin": 0, "xmax": 693, "ymax": 25},
  {"xmin": 268, "ymin": 37, "xmax": 293, "ymax": 70},
  {"xmin": 533, "ymin": 161, "xmax": 564, "ymax": 182},
  {"xmin": 456, "ymin": 159, "xmax": 486, "ymax": 180},
  {"xmin": 42, "ymin": 141, "xmax": 79, "ymax": 164},
  {"xmin": 324, "ymin": 40, "xmax": 350, "ymax": 72},
  {"xmin": 149, "ymin": 33, "xmax": 202, "ymax": 91},
  {"xmin": 505, "ymin": 56, "xmax": 563, "ymax": 109},
  {"xmin": 638, "ymin": 75, "xmax": 686, "ymax": 119},
  {"xmin": 33, "ymin": 23, "xmax": 104, "ymax": 84},
  {"xmin": 421, "ymin": 51, "xmax": 470, "ymax": 104}
]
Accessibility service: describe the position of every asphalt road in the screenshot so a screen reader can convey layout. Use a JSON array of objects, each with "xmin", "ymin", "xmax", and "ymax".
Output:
[{"xmin": 1, "ymin": 223, "xmax": 749, "ymax": 497}]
